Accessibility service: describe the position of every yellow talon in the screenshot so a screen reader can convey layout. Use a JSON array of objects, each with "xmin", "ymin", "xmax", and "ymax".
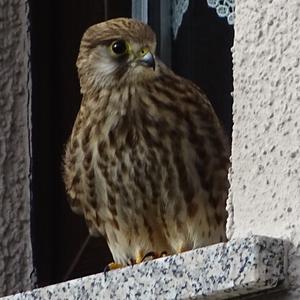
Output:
[
  {"xmin": 108, "ymin": 262, "xmax": 123, "ymax": 270},
  {"xmin": 135, "ymin": 251, "xmax": 144, "ymax": 264},
  {"xmin": 176, "ymin": 246, "xmax": 189, "ymax": 254},
  {"xmin": 134, "ymin": 250, "xmax": 167, "ymax": 264}
]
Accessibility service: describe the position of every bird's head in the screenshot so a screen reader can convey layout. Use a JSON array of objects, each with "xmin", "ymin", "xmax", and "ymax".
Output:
[{"xmin": 77, "ymin": 18, "xmax": 157, "ymax": 92}]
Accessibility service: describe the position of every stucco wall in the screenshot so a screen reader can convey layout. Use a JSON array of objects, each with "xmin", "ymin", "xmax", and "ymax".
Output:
[
  {"xmin": 0, "ymin": 0, "xmax": 34, "ymax": 297},
  {"xmin": 229, "ymin": 0, "xmax": 300, "ymax": 298}
]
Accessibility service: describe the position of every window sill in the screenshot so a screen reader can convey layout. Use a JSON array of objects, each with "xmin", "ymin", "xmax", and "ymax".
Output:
[{"xmin": 2, "ymin": 235, "xmax": 286, "ymax": 300}]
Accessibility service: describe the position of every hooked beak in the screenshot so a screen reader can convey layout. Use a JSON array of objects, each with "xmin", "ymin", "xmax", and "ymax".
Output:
[{"xmin": 137, "ymin": 51, "xmax": 155, "ymax": 70}]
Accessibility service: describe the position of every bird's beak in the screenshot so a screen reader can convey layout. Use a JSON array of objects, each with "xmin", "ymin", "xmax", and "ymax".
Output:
[{"xmin": 137, "ymin": 51, "xmax": 155, "ymax": 70}]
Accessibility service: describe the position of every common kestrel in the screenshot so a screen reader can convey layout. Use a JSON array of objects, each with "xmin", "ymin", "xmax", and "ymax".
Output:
[{"xmin": 63, "ymin": 18, "xmax": 229, "ymax": 268}]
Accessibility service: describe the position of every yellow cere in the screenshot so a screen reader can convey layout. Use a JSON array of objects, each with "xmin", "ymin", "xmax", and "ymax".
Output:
[{"xmin": 139, "ymin": 47, "xmax": 149, "ymax": 57}]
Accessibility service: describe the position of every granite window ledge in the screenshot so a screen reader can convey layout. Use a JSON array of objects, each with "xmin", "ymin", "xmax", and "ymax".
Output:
[{"xmin": 2, "ymin": 235, "xmax": 287, "ymax": 300}]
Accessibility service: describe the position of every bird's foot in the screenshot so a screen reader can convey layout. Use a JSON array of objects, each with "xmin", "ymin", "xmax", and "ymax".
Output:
[
  {"xmin": 104, "ymin": 261, "xmax": 123, "ymax": 274},
  {"xmin": 176, "ymin": 245, "xmax": 190, "ymax": 254},
  {"xmin": 160, "ymin": 251, "xmax": 168, "ymax": 257},
  {"xmin": 141, "ymin": 251, "xmax": 158, "ymax": 262},
  {"xmin": 108, "ymin": 262, "xmax": 123, "ymax": 270},
  {"xmin": 140, "ymin": 251, "xmax": 168, "ymax": 262},
  {"xmin": 132, "ymin": 251, "xmax": 156, "ymax": 264},
  {"xmin": 133, "ymin": 250, "xmax": 169, "ymax": 265}
]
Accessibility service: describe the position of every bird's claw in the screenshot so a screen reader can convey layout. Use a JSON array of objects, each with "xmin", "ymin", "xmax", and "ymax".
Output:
[
  {"xmin": 140, "ymin": 251, "xmax": 168, "ymax": 263},
  {"xmin": 104, "ymin": 261, "xmax": 123, "ymax": 277},
  {"xmin": 141, "ymin": 251, "xmax": 157, "ymax": 262}
]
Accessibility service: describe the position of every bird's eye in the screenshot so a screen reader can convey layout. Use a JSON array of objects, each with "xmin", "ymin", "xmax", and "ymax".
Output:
[{"xmin": 110, "ymin": 40, "xmax": 128, "ymax": 56}]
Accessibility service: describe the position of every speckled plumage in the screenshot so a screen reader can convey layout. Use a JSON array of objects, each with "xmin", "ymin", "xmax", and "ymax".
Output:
[{"xmin": 63, "ymin": 18, "xmax": 229, "ymax": 266}]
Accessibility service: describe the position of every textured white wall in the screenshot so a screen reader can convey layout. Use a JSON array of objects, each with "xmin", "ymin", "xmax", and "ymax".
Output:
[
  {"xmin": 0, "ymin": 0, "xmax": 34, "ymax": 297},
  {"xmin": 229, "ymin": 0, "xmax": 300, "ymax": 298}
]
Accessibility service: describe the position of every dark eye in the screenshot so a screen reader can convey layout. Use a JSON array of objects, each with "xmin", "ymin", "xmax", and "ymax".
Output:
[{"xmin": 111, "ymin": 40, "xmax": 127, "ymax": 55}]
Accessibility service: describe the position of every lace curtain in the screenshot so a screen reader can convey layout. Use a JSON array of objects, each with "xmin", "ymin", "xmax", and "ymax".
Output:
[{"xmin": 172, "ymin": 0, "xmax": 235, "ymax": 38}]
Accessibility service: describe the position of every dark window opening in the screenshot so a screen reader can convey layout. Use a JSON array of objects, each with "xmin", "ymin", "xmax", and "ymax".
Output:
[{"xmin": 172, "ymin": 1, "xmax": 233, "ymax": 136}]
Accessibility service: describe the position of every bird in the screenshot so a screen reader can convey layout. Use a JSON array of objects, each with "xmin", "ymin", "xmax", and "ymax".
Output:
[{"xmin": 63, "ymin": 17, "xmax": 229, "ymax": 269}]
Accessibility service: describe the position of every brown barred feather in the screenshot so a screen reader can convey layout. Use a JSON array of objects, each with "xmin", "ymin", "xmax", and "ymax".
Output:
[{"xmin": 63, "ymin": 18, "xmax": 229, "ymax": 265}]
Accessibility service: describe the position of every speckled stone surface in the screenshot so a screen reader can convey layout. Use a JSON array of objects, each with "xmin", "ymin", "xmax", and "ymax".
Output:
[{"xmin": 2, "ymin": 235, "xmax": 286, "ymax": 300}]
